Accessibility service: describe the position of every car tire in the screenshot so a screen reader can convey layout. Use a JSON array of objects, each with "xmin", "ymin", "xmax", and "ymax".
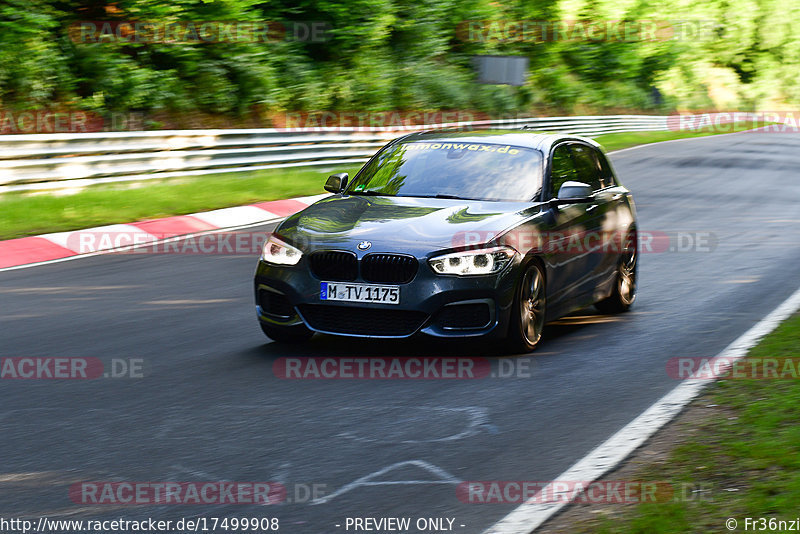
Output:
[
  {"xmin": 595, "ymin": 231, "xmax": 637, "ymax": 314},
  {"xmin": 259, "ymin": 321, "xmax": 314, "ymax": 343},
  {"xmin": 506, "ymin": 261, "xmax": 547, "ymax": 353}
]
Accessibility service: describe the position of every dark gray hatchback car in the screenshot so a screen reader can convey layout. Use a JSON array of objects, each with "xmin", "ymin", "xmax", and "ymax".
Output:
[{"xmin": 254, "ymin": 130, "xmax": 637, "ymax": 352}]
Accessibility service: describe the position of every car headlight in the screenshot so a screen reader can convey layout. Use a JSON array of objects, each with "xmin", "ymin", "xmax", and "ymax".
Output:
[
  {"xmin": 429, "ymin": 246, "xmax": 516, "ymax": 276},
  {"xmin": 261, "ymin": 235, "xmax": 302, "ymax": 265}
]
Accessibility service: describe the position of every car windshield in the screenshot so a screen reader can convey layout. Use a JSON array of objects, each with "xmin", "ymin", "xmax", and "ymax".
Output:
[{"xmin": 346, "ymin": 140, "xmax": 543, "ymax": 202}]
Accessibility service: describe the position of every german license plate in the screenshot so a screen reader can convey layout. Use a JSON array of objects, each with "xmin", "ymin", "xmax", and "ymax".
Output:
[{"xmin": 320, "ymin": 282, "xmax": 400, "ymax": 304}]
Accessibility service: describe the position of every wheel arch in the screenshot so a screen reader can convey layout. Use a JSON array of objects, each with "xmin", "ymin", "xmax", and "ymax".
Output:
[{"xmin": 517, "ymin": 252, "xmax": 548, "ymax": 297}]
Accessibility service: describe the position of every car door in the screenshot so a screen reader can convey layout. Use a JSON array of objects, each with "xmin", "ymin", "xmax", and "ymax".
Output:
[
  {"xmin": 591, "ymin": 146, "xmax": 634, "ymax": 290},
  {"xmin": 567, "ymin": 143, "xmax": 609, "ymax": 293},
  {"xmin": 540, "ymin": 142, "xmax": 599, "ymax": 311}
]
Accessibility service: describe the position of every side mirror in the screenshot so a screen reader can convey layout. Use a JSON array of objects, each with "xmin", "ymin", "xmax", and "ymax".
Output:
[
  {"xmin": 553, "ymin": 181, "xmax": 593, "ymax": 205},
  {"xmin": 324, "ymin": 173, "xmax": 349, "ymax": 194}
]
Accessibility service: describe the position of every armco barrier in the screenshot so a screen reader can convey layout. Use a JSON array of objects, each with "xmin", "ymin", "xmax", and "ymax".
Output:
[{"xmin": 0, "ymin": 115, "xmax": 669, "ymax": 192}]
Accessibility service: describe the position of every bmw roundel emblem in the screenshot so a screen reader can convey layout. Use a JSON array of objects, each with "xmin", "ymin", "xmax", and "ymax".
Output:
[{"xmin": 357, "ymin": 241, "xmax": 372, "ymax": 251}]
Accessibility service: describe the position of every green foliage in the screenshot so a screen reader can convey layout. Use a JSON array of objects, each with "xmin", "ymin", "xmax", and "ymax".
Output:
[{"xmin": 1, "ymin": 0, "xmax": 799, "ymax": 118}]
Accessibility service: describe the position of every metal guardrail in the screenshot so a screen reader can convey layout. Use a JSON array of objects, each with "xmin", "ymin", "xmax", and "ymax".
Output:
[{"xmin": 0, "ymin": 115, "xmax": 669, "ymax": 193}]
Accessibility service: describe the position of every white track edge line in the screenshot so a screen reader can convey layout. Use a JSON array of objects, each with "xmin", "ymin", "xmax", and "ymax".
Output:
[{"xmin": 484, "ymin": 283, "xmax": 800, "ymax": 534}]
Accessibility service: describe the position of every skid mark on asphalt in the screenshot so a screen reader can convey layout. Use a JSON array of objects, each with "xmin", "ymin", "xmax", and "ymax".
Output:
[
  {"xmin": 311, "ymin": 460, "xmax": 461, "ymax": 505},
  {"xmin": 336, "ymin": 406, "xmax": 497, "ymax": 444},
  {"xmin": 141, "ymin": 298, "xmax": 237, "ymax": 306},
  {"xmin": 0, "ymin": 285, "xmax": 143, "ymax": 293},
  {"xmin": 170, "ymin": 463, "xmax": 226, "ymax": 481},
  {"xmin": 1, "ymin": 405, "xmax": 474, "ymax": 513}
]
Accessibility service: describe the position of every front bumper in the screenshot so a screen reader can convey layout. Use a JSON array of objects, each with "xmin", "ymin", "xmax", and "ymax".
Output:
[{"xmin": 254, "ymin": 254, "xmax": 520, "ymax": 339}]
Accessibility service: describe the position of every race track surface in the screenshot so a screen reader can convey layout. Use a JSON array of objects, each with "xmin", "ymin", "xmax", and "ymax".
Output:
[{"xmin": 2, "ymin": 131, "xmax": 799, "ymax": 533}]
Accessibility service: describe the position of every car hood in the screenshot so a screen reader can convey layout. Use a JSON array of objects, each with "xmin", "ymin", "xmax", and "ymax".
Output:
[{"xmin": 277, "ymin": 194, "xmax": 542, "ymax": 255}]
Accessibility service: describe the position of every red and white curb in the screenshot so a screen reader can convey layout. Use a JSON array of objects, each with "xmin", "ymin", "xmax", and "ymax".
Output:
[{"xmin": 0, "ymin": 194, "xmax": 329, "ymax": 271}]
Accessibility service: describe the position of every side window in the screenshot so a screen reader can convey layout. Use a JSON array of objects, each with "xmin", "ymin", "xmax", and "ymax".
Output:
[
  {"xmin": 594, "ymin": 149, "xmax": 616, "ymax": 188},
  {"xmin": 569, "ymin": 144, "xmax": 603, "ymax": 191},
  {"xmin": 549, "ymin": 145, "xmax": 577, "ymax": 198}
]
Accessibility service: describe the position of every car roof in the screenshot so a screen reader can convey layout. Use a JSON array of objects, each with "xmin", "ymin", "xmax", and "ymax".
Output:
[{"xmin": 397, "ymin": 129, "xmax": 600, "ymax": 153}]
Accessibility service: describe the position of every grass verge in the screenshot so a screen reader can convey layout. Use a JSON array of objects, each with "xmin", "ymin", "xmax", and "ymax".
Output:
[
  {"xmin": 542, "ymin": 312, "xmax": 800, "ymax": 533},
  {"xmin": 0, "ymin": 164, "xmax": 362, "ymax": 240},
  {"xmin": 593, "ymin": 119, "xmax": 773, "ymax": 151},
  {"xmin": 0, "ymin": 120, "xmax": 772, "ymax": 240}
]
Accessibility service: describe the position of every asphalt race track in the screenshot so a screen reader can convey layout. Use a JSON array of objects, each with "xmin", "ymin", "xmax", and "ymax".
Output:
[{"xmin": 2, "ymin": 131, "xmax": 799, "ymax": 533}]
